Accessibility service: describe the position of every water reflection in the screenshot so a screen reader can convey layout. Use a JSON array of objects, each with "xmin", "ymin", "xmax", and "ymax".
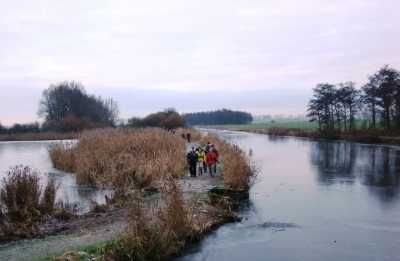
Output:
[
  {"xmin": 311, "ymin": 142, "xmax": 357, "ymax": 185},
  {"xmin": 310, "ymin": 141, "xmax": 400, "ymax": 189},
  {"xmin": 179, "ymin": 131, "xmax": 400, "ymax": 261},
  {"xmin": 309, "ymin": 141, "xmax": 400, "ymax": 206},
  {"xmin": 360, "ymin": 148, "xmax": 400, "ymax": 187}
]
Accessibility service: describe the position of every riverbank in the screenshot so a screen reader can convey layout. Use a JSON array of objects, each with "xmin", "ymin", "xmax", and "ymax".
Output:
[
  {"xmin": 0, "ymin": 127, "xmax": 199, "ymax": 142},
  {"xmin": 209, "ymin": 125, "xmax": 400, "ymax": 145},
  {"xmin": 0, "ymin": 174, "xmax": 240, "ymax": 261},
  {"xmin": 0, "ymin": 132, "xmax": 79, "ymax": 142}
]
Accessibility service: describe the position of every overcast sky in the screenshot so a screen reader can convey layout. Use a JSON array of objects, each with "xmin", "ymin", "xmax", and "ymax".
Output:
[{"xmin": 1, "ymin": 0, "xmax": 399, "ymax": 125}]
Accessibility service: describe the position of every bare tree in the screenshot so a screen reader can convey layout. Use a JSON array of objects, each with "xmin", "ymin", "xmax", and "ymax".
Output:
[{"xmin": 39, "ymin": 81, "xmax": 119, "ymax": 131}]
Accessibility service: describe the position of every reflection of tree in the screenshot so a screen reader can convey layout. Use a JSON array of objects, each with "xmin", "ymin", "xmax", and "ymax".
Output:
[
  {"xmin": 361, "ymin": 148, "xmax": 400, "ymax": 203},
  {"xmin": 311, "ymin": 141, "xmax": 357, "ymax": 185},
  {"xmin": 311, "ymin": 140, "xmax": 400, "ymax": 203},
  {"xmin": 362, "ymin": 148, "xmax": 400, "ymax": 187}
]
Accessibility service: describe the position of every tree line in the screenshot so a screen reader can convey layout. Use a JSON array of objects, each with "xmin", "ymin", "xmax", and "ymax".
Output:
[
  {"xmin": 307, "ymin": 65, "xmax": 400, "ymax": 132},
  {"xmin": 0, "ymin": 122, "xmax": 40, "ymax": 135},
  {"xmin": 1, "ymin": 82, "xmax": 254, "ymax": 134},
  {"xmin": 1, "ymin": 82, "xmax": 186, "ymax": 133},
  {"xmin": 0, "ymin": 81, "xmax": 119, "ymax": 134},
  {"xmin": 183, "ymin": 109, "xmax": 253, "ymax": 125},
  {"xmin": 125, "ymin": 109, "xmax": 185, "ymax": 130}
]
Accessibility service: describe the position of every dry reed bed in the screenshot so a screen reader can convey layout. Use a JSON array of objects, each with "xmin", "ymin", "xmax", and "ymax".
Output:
[
  {"xmin": 56, "ymin": 176, "xmax": 236, "ymax": 261},
  {"xmin": 104, "ymin": 177, "xmax": 196, "ymax": 260},
  {"xmin": 0, "ymin": 166, "xmax": 72, "ymax": 242},
  {"xmin": 50, "ymin": 128, "xmax": 253, "ymax": 260},
  {"xmin": 50, "ymin": 128, "xmax": 186, "ymax": 189}
]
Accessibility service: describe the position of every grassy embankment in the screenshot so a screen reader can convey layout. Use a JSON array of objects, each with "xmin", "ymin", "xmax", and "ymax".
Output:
[
  {"xmin": 41, "ymin": 127, "xmax": 255, "ymax": 260},
  {"xmin": 209, "ymin": 121, "xmax": 400, "ymax": 145}
]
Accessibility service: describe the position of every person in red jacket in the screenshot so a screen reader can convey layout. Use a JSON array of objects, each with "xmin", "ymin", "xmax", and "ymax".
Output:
[
  {"xmin": 211, "ymin": 145, "xmax": 219, "ymax": 161},
  {"xmin": 206, "ymin": 149, "xmax": 218, "ymax": 177}
]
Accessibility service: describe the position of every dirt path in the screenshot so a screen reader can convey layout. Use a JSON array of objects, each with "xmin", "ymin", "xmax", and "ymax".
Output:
[
  {"xmin": 0, "ymin": 218, "xmax": 126, "ymax": 261},
  {"xmin": 0, "ymin": 144, "xmax": 222, "ymax": 261}
]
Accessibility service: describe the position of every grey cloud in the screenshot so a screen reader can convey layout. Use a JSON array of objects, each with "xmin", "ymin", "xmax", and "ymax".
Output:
[{"xmin": 0, "ymin": 0, "xmax": 399, "ymax": 124}]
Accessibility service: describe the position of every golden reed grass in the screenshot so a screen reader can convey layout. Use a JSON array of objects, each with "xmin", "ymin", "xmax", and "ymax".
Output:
[
  {"xmin": 49, "ymin": 128, "xmax": 186, "ymax": 189},
  {"xmin": 0, "ymin": 166, "xmax": 59, "ymax": 241},
  {"xmin": 103, "ymin": 175, "xmax": 233, "ymax": 261},
  {"xmin": 52, "ymin": 127, "xmax": 252, "ymax": 260},
  {"xmin": 106, "ymin": 176, "xmax": 195, "ymax": 260}
]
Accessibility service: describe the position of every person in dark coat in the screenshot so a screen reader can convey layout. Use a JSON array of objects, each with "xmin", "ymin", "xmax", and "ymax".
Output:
[
  {"xmin": 205, "ymin": 142, "xmax": 211, "ymax": 153},
  {"xmin": 187, "ymin": 147, "xmax": 198, "ymax": 177}
]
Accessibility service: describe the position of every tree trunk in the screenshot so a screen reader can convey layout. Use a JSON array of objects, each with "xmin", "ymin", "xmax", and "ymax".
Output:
[{"xmin": 371, "ymin": 104, "xmax": 376, "ymax": 129}]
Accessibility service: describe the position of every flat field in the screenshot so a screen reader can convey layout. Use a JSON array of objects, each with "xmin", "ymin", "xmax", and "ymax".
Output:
[{"xmin": 205, "ymin": 121, "xmax": 318, "ymax": 130}]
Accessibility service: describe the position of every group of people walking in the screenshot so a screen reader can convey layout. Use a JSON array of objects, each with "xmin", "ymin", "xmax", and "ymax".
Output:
[{"xmin": 187, "ymin": 142, "xmax": 219, "ymax": 177}]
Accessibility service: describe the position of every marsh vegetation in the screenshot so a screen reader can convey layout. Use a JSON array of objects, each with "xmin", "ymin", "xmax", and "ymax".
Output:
[
  {"xmin": 34, "ymin": 127, "xmax": 254, "ymax": 260},
  {"xmin": 50, "ymin": 128, "xmax": 187, "ymax": 190},
  {"xmin": 0, "ymin": 166, "xmax": 73, "ymax": 242}
]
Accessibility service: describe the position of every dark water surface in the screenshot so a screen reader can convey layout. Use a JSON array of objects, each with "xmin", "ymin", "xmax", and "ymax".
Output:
[
  {"xmin": 179, "ymin": 130, "xmax": 400, "ymax": 261},
  {"xmin": 0, "ymin": 140, "xmax": 111, "ymax": 213}
]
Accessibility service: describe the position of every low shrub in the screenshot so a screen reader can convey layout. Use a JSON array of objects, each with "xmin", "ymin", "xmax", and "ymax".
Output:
[
  {"xmin": 1, "ymin": 166, "xmax": 47, "ymax": 222},
  {"xmin": 0, "ymin": 166, "xmax": 69, "ymax": 241}
]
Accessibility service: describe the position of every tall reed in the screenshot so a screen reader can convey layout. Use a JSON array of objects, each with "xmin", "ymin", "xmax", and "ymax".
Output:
[
  {"xmin": 103, "ymin": 176, "xmax": 231, "ymax": 261},
  {"xmin": 49, "ymin": 128, "xmax": 186, "ymax": 190},
  {"xmin": 0, "ymin": 166, "xmax": 59, "ymax": 240}
]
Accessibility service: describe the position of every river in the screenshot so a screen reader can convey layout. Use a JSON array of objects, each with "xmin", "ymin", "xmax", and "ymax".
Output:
[
  {"xmin": 1, "ymin": 131, "xmax": 400, "ymax": 260},
  {"xmin": 179, "ymin": 130, "xmax": 400, "ymax": 261}
]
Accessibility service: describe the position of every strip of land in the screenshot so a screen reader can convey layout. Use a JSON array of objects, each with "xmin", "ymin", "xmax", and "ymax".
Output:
[
  {"xmin": 206, "ymin": 123, "xmax": 400, "ymax": 145},
  {"xmin": 0, "ymin": 129, "xmax": 254, "ymax": 260},
  {"xmin": 0, "ymin": 174, "xmax": 227, "ymax": 261}
]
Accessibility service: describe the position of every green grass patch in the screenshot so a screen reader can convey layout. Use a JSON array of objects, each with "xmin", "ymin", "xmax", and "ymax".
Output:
[
  {"xmin": 206, "ymin": 121, "xmax": 318, "ymax": 130},
  {"xmin": 204, "ymin": 119, "xmax": 378, "ymax": 131}
]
